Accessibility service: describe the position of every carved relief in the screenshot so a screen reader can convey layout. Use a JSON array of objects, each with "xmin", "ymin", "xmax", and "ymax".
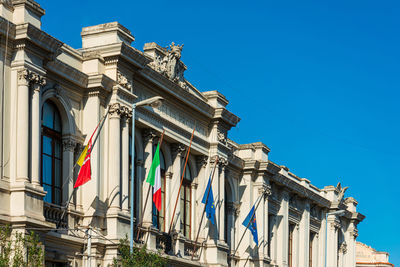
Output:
[
  {"xmin": 117, "ymin": 71, "xmax": 133, "ymax": 91},
  {"xmin": 109, "ymin": 103, "xmax": 122, "ymax": 117},
  {"xmin": 339, "ymin": 242, "xmax": 347, "ymax": 254},
  {"xmin": 120, "ymin": 105, "xmax": 132, "ymax": 120},
  {"xmin": 149, "ymin": 42, "xmax": 188, "ymax": 89}
]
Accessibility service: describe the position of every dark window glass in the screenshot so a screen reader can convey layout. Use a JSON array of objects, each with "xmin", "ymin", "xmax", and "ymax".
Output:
[{"xmin": 41, "ymin": 101, "xmax": 63, "ymax": 205}]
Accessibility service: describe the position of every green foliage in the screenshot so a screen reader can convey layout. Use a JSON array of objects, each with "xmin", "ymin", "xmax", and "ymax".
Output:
[
  {"xmin": 0, "ymin": 225, "xmax": 44, "ymax": 267},
  {"xmin": 113, "ymin": 236, "xmax": 167, "ymax": 267}
]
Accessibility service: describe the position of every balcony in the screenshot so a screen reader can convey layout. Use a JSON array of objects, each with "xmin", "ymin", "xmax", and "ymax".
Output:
[{"xmin": 43, "ymin": 202, "xmax": 83, "ymax": 229}]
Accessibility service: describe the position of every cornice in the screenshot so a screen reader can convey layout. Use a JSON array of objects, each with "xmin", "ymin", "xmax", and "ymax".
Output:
[
  {"xmin": 46, "ymin": 59, "xmax": 88, "ymax": 88},
  {"xmin": 271, "ymin": 172, "xmax": 331, "ymax": 208},
  {"xmin": 138, "ymin": 67, "xmax": 214, "ymax": 118},
  {"xmin": 213, "ymin": 108, "xmax": 240, "ymax": 128},
  {"xmin": 15, "ymin": 23, "xmax": 63, "ymax": 60}
]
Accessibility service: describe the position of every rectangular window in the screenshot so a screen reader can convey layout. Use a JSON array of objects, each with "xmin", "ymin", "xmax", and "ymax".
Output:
[
  {"xmin": 309, "ymin": 232, "xmax": 315, "ymax": 267},
  {"xmin": 267, "ymin": 214, "xmax": 274, "ymax": 257}
]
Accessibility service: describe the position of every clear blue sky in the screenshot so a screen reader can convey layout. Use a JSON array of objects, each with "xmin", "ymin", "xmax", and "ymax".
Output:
[{"xmin": 39, "ymin": 0, "xmax": 400, "ymax": 264}]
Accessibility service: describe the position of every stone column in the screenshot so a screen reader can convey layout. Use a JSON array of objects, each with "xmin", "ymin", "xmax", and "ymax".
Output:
[
  {"xmin": 120, "ymin": 107, "xmax": 131, "ymax": 213},
  {"xmin": 169, "ymin": 143, "xmax": 185, "ymax": 232},
  {"xmin": 299, "ymin": 200, "xmax": 311, "ymax": 266},
  {"xmin": 218, "ymin": 159, "xmax": 227, "ymax": 242},
  {"xmin": 30, "ymin": 73, "xmax": 46, "ymax": 186},
  {"xmin": 141, "ymin": 129, "xmax": 158, "ymax": 227},
  {"xmin": 16, "ymin": 69, "xmax": 31, "ymax": 182},
  {"xmin": 346, "ymin": 220, "xmax": 358, "ymax": 267},
  {"xmin": 62, "ymin": 138, "xmax": 76, "ymax": 206},
  {"xmin": 195, "ymin": 155, "xmax": 208, "ymax": 242},
  {"xmin": 276, "ymin": 189, "xmax": 289, "ymax": 266},
  {"xmin": 108, "ymin": 103, "xmax": 122, "ymax": 212},
  {"xmin": 326, "ymin": 214, "xmax": 340, "ymax": 267},
  {"xmin": 226, "ymin": 202, "xmax": 240, "ymax": 253}
]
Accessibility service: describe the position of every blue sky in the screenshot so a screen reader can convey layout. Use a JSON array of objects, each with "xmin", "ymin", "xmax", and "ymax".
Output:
[{"xmin": 39, "ymin": 0, "xmax": 400, "ymax": 264}]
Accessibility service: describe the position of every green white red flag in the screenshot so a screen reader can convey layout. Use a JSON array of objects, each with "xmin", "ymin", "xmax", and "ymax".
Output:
[{"xmin": 146, "ymin": 143, "xmax": 162, "ymax": 211}]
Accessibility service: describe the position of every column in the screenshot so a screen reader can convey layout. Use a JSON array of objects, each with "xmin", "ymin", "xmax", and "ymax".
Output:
[
  {"xmin": 169, "ymin": 143, "xmax": 185, "ymax": 232},
  {"xmin": 108, "ymin": 103, "xmax": 121, "ymax": 212},
  {"xmin": 141, "ymin": 129, "xmax": 157, "ymax": 227},
  {"xmin": 276, "ymin": 189, "xmax": 289, "ymax": 266},
  {"xmin": 16, "ymin": 69, "xmax": 31, "ymax": 182},
  {"xmin": 120, "ymin": 107, "xmax": 131, "ymax": 212},
  {"xmin": 218, "ymin": 158, "xmax": 227, "ymax": 242},
  {"xmin": 62, "ymin": 138, "xmax": 76, "ymax": 207},
  {"xmin": 195, "ymin": 155, "xmax": 208, "ymax": 242},
  {"xmin": 326, "ymin": 214, "xmax": 340, "ymax": 267},
  {"xmin": 299, "ymin": 200, "xmax": 311, "ymax": 266},
  {"xmin": 253, "ymin": 183, "xmax": 266, "ymax": 262},
  {"xmin": 30, "ymin": 73, "xmax": 46, "ymax": 186}
]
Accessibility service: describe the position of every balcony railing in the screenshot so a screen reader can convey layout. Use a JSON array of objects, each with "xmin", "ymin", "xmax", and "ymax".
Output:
[
  {"xmin": 183, "ymin": 239, "xmax": 200, "ymax": 259},
  {"xmin": 43, "ymin": 202, "xmax": 83, "ymax": 229}
]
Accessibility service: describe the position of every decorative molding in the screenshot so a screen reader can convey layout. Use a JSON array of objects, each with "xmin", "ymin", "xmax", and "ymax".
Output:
[
  {"xmin": 117, "ymin": 70, "xmax": 133, "ymax": 91},
  {"xmin": 217, "ymin": 129, "xmax": 227, "ymax": 145},
  {"xmin": 195, "ymin": 155, "xmax": 208, "ymax": 169},
  {"xmin": 62, "ymin": 139, "xmax": 76, "ymax": 152},
  {"xmin": 171, "ymin": 143, "xmax": 186, "ymax": 160},
  {"xmin": 109, "ymin": 103, "xmax": 122, "ymax": 117},
  {"xmin": 142, "ymin": 129, "xmax": 158, "ymax": 144}
]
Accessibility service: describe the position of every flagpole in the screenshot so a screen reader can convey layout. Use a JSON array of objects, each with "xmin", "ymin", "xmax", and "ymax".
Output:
[
  {"xmin": 191, "ymin": 156, "xmax": 219, "ymax": 260},
  {"xmin": 135, "ymin": 129, "xmax": 165, "ymax": 241},
  {"xmin": 168, "ymin": 128, "xmax": 195, "ymax": 234},
  {"xmin": 57, "ymin": 107, "xmax": 110, "ymax": 228},
  {"xmin": 231, "ymin": 190, "xmax": 266, "ymax": 259}
]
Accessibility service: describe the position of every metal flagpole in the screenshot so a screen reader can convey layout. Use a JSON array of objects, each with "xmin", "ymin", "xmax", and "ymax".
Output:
[
  {"xmin": 191, "ymin": 156, "xmax": 219, "ymax": 260},
  {"xmin": 168, "ymin": 128, "xmax": 195, "ymax": 234},
  {"xmin": 135, "ymin": 129, "xmax": 165, "ymax": 242},
  {"xmin": 57, "ymin": 107, "xmax": 109, "ymax": 228},
  {"xmin": 231, "ymin": 190, "xmax": 266, "ymax": 258}
]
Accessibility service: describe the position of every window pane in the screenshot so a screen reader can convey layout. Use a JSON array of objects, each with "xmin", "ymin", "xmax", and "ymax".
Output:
[
  {"xmin": 55, "ymin": 188, "xmax": 62, "ymax": 205},
  {"xmin": 152, "ymin": 203, "xmax": 158, "ymax": 229},
  {"xmin": 54, "ymin": 109, "xmax": 61, "ymax": 132},
  {"xmin": 42, "ymin": 155, "xmax": 52, "ymax": 185},
  {"xmin": 184, "ymin": 166, "xmax": 191, "ymax": 181},
  {"xmin": 54, "ymin": 140, "xmax": 62, "ymax": 158},
  {"xmin": 43, "ymin": 136, "xmax": 52, "ymax": 155},
  {"xmin": 55, "ymin": 159, "xmax": 62, "ymax": 187},
  {"xmin": 185, "ymin": 200, "xmax": 190, "ymax": 226},
  {"xmin": 160, "ymin": 151, "xmax": 165, "ymax": 171},
  {"xmin": 42, "ymin": 102, "xmax": 54, "ymax": 129},
  {"xmin": 43, "ymin": 184, "xmax": 52, "ymax": 203}
]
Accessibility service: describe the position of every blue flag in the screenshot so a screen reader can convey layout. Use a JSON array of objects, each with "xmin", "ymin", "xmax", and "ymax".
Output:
[
  {"xmin": 242, "ymin": 204, "xmax": 258, "ymax": 246},
  {"xmin": 201, "ymin": 175, "xmax": 216, "ymax": 225}
]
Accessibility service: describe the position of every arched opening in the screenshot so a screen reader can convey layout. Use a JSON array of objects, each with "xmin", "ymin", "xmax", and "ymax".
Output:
[{"xmin": 41, "ymin": 100, "xmax": 63, "ymax": 205}]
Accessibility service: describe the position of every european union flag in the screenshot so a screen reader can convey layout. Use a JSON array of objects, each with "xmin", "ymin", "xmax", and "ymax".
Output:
[
  {"xmin": 242, "ymin": 205, "xmax": 258, "ymax": 246},
  {"xmin": 201, "ymin": 175, "xmax": 216, "ymax": 225}
]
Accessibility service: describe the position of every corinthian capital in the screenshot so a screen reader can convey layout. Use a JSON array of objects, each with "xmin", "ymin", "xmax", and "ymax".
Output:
[
  {"xmin": 17, "ymin": 69, "xmax": 46, "ymax": 88},
  {"xmin": 109, "ymin": 103, "xmax": 122, "ymax": 117}
]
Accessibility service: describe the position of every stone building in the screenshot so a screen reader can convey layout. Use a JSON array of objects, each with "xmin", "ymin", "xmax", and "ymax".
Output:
[
  {"xmin": 0, "ymin": 1, "xmax": 365, "ymax": 266},
  {"xmin": 356, "ymin": 242, "xmax": 394, "ymax": 267}
]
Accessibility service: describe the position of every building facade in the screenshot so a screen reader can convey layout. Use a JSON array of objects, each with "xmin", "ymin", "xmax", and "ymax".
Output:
[
  {"xmin": 356, "ymin": 242, "xmax": 394, "ymax": 267},
  {"xmin": 0, "ymin": 1, "xmax": 365, "ymax": 266}
]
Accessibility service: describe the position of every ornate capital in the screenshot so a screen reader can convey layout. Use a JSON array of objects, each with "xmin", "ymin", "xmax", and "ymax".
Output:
[
  {"xmin": 195, "ymin": 155, "xmax": 208, "ymax": 169},
  {"xmin": 142, "ymin": 129, "xmax": 158, "ymax": 144},
  {"xmin": 339, "ymin": 242, "xmax": 347, "ymax": 254},
  {"xmin": 226, "ymin": 202, "xmax": 241, "ymax": 217},
  {"xmin": 217, "ymin": 129, "xmax": 227, "ymax": 145},
  {"xmin": 258, "ymin": 184, "xmax": 272, "ymax": 197},
  {"xmin": 171, "ymin": 143, "xmax": 186, "ymax": 159},
  {"xmin": 218, "ymin": 158, "xmax": 228, "ymax": 172},
  {"xmin": 120, "ymin": 105, "xmax": 132, "ymax": 120},
  {"xmin": 62, "ymin": 139, "xmax": 76, "ymax": 152},
  {"xmin": 109, "ymin": 103, "xmax": 122, "ymax": 118},
  {"xmin": 165, "ymin": 172, "xmax": 173, "ymax": 179},
  {"xmin": 17, "ymin": 69, "xmax": 46, "ymax": 88}
]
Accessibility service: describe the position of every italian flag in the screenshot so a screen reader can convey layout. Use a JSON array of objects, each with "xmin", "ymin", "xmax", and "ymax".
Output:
[{"xmin": 146, "ymin": 143, "xmax": 162, "ymax": 211}]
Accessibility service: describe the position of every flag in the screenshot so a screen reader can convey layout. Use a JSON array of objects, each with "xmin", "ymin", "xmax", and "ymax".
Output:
[
  {"xmin": 242, "ymin": 204, "xmax": 258, "ymax": 246},
  {"xmin": 74, "ymin": 138, "xmax": 92, "ymax": 188},
  {"xmin": 201, "ymin": 175, "xmax": 216, "ymax": 224},
  {"xmin": 146, "ymin": 143, "xmax": 162, "ymax": 211}
]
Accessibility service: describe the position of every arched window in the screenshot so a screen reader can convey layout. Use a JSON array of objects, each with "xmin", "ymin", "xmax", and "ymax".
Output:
[
  {"xmin": 41, "ymin": 100, "xmax": 62, "ymax": 205},
  {"xmin": 152, "ymin": 145, "xmax": 166, "ymax": 231},
  {"xmin": 180, "ymin": 164, "xmax": 192, "ymax": 238}
]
